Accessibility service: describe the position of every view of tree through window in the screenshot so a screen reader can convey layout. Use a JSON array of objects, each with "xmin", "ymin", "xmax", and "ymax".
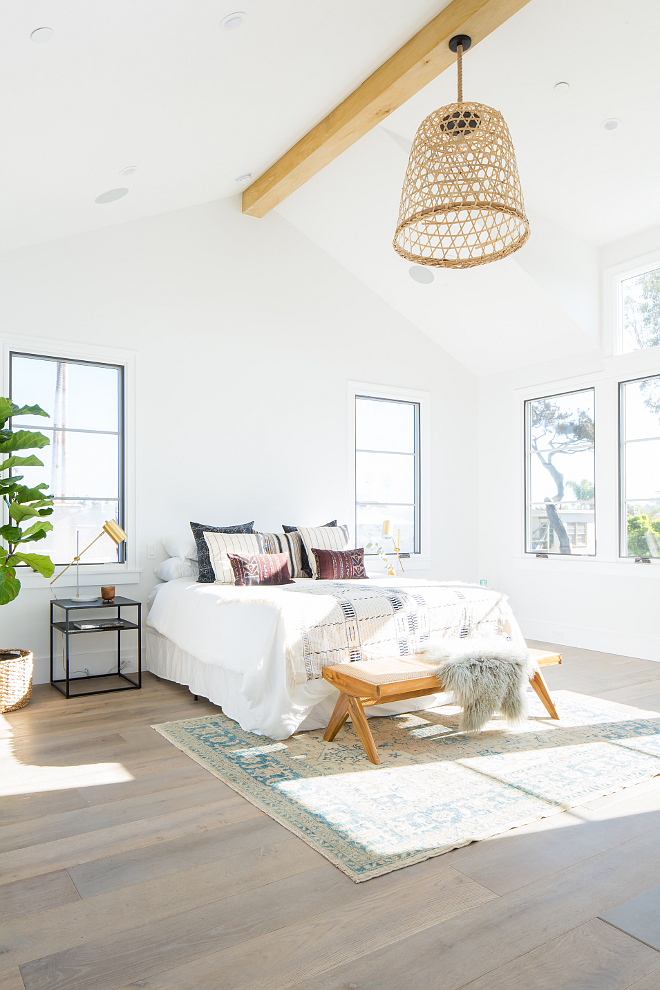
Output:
[
  {"xmin": 622, "ymin": 266, "xmax": 660, "ymax": 352},
  {"xmin": 355, "ymin": 395, "xmax": 420, "ymax": 555},
  {"xmin": 9, "ymin": 352, "xmax": 124, "ymax": 566},
  {"xmin": 620, "ymin": 374, "xmax": 660, "ymax": 558},
  {"xmin": 525, "ymin": 389, "xmax": 595, "ymax": 555}
]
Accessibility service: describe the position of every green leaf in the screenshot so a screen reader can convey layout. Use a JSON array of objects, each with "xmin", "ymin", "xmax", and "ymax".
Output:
[
  {"xmin": 0, "ymin": 398, "xmax": 49, "ymax": 429},
  {"xmin": 0, "ymin": 454, "xmax": 44, "ymax": 473},
  {"xmin": 11, "ymin": 403, "xmax": 50, "ymax": 419},
  {"xmin": 0, "ymin": 565, "xmax": 21, "ymax": 605},
  {"xmin": 9, "ymin": 503, "xmax": 40, "ymax": 522},
  {"xmin": 20, "ymin": 519, "xmax": 53, "ymax": 539},
  {"xmin": 14, "ymin": 484, "xmax": 50, "ymax": 503},
  {"xmin": 16, "ymin": 530, "xmax": 48, "ymax": 544},
  {"xmin": 12, "ymin": 552, "xmax": 54, "ymax": 577},
  {"xmin": 0, "ymin": 430, "xmax": 50, "ymax": 454},
  {"xmin": 0, "ymin": 524, "xmax": 22, "ymax": 542}
]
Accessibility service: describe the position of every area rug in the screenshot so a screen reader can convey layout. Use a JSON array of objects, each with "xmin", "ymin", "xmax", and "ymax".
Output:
[{"xmin": 153, "ymin": 691, "xmax": 660, "ymax": 882}]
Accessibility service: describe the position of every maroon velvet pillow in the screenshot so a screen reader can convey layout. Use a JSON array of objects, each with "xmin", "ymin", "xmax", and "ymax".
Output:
[
  {"xmin": 227, "ymin": 552, "xmax": 294, "ymax": 586},
  {"xmin": 311, "ymin": 547, "xmax": 368, "ymax": 580}
]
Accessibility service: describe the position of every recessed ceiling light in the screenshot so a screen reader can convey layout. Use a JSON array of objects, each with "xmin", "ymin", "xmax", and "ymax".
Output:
[
  {"xmin": 119, "ymin": 166, "xmax": 137, "ymax": 176},
  {"xmin": 554, "ymin": 81, "xmax": 570, "ymax": 92},
  {"xmin": 235, "ymin": 173, "xmax": 252, "ymax": 184},
  {"xmin": 30, "ymin": 27, "xmax": 54, "ymax": 43},
  {"xmin": 95, "ymin": 188, "xmax": 129, "ymax": 204},
  {"xmin": 221, "ymin": 12, "xmax": 247, "ymax": 30},
  {"xmin": 602, "ymin": 118, "xmax": 621, "ymax": 130},
  {"xmin": 409, "ymin": 265, "xmax": 434, "ymax": 284}
]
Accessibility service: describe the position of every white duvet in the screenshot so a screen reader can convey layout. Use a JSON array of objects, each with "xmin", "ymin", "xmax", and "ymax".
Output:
[{"xmin": 146, "ymin": 577, "xmax": 523, "ymax": 739}]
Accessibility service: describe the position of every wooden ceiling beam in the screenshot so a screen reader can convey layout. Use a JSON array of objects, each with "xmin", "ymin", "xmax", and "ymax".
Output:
[{"xmin": 242, "ymin": 0, "xmax": 532, "ymax": 218}]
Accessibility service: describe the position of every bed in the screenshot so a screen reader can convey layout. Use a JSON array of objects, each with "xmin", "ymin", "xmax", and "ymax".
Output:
[{"xmin": 146, "ymin": 576, "xmax": 525, "ymax": 740}]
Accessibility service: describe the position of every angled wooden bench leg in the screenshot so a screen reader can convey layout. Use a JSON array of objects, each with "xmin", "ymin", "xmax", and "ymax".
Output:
[
  {"xmin": 323, "ymin": 693, "xmax": 350, "ymax": 742},
  {"xmin": 529, "ymin": 670, "xmax": 559, "ymax": 719},
  {"xmin": 347, "ymin": 696, "xmax": 381, "ymax": 765}
]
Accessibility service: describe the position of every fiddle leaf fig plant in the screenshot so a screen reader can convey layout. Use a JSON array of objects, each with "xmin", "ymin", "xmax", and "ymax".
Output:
[{"xmin": 0, "ymin": 397, "xmax": 55, "ymax": 605}]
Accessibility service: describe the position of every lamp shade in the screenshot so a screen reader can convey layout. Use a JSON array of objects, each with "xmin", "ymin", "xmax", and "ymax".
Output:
[
  {"xmin": 393, "ymin": 101, "xmax": 530, "ymax": 269},
  {"xmin": 382, "ymin": 520, "xmax": 392, "ymax": 537},
  {"xmin": 103, "ymin": 520, "xmax": 127, "ymax": 545}
]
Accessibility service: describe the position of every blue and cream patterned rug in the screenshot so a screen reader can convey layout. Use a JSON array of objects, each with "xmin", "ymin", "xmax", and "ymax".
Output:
[{"xmin": 153, "ymin": 691, "xmax": 660, "ymax": 882}]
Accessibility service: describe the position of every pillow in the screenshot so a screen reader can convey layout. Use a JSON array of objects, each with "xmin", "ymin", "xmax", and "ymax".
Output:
[
  {"xmin": 162, "ymin": 534, "xmax": 198, "ymax": 560},
  {"xmin": 154, "ymin": 557, "xmax": 199, "ymax": 581},
  {"xmin": 190, "ymin": 521, "xmax": 255, "ymax": 583},
  {"xmin": 282, "ymin": 520, "xmax": 337, "ymax": 577},
  {"xmin": 203, "ymin": 531, "xmax": 265, "ymax": 584},
  {"xmin": 227, "ymin": 552, "xmax": 294, "ymax": 586},
  {"xmin": 259, "ymin": 531, "xmax": 305, "ymax": 579},
  {"xmin": 312, "ymin": 547, "xmax": 368, "ymax": 581},
  {"xmin": 297, "ymin": 524, "xmax": 350, "ymax": 578}
]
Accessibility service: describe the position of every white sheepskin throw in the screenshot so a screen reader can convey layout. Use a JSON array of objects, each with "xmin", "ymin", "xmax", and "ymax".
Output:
[{"xmin": 422, "ymin": 638, "xmax": 537, "ymax": 733}]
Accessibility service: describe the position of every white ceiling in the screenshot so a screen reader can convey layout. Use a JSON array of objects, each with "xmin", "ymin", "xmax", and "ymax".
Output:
[
  {"xmin": 0, "ymin": 0, "xmax": 448, "ymax": 252},
  {"xmin": 2, "ymin": 0, "xmax": 658, "ymax": 375}
]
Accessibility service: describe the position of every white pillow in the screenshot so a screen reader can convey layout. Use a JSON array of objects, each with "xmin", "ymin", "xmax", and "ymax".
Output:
[
  {"xmin": 154, "ymin": 557, "xmax": 199, "ymax": 581},
  {"xmin": 297, "ymin": 525, "xmax": 351, "ymax": 578},
  {"xmin": 162, "ymin": 534, "xmax": 198, "ymax": 560},
  {"xmin": 204, "ymin": 531, "xmax": 266, "ymax": 584}
]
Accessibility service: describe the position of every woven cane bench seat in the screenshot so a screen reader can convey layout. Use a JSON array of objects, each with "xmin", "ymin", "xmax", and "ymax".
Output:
[
  {"xmin": 322, "ymin": 646, "xmax": 562, "ymax": 765},
  {"xmin": 326, "ymin": 656, "xmax": 439, "ymax": 685}
]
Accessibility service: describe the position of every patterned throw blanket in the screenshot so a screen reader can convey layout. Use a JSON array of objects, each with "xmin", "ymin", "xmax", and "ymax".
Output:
[{"xmin": 234, "ymin": 580, "xmax": 524, "ymax": 684}]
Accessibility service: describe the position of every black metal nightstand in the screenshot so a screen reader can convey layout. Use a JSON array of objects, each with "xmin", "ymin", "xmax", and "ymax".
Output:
[{"xmin": 50, "ymin": 596, "xmax": 142, "ymax": 698}]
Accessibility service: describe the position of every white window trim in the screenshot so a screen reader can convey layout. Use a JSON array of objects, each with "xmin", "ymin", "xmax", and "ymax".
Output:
[
  {"xmin": 347, "ymin": 380, "xmax": 431, "ymax": 572},
  {"xmin": 514, "ymin": 361, "xmax": 660, "ymax": 575},
  {"xmin": 1, "ymin": 333, "xmax": 139, "ymax": 589},
  {"xmin": 603, "ymin": 248, "xmax": 660, "ymax": 357}
]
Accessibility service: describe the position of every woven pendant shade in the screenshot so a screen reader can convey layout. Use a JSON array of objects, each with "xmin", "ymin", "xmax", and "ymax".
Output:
[{"xmin": 393, "ymin": 39, "xmax": 529, "ymax": 269}]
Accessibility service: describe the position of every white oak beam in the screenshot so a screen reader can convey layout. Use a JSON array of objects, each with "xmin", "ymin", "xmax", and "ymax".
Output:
[{"xmin": 242, "ymin": 0, "xmax": 532, "ymax": 218}]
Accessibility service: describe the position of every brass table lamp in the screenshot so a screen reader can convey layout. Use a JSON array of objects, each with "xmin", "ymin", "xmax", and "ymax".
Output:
[
  {"xmin": 382, "ymin": 520, "xmax": 405, "ymax": 575},
  {"xmin": 50, "ymin": 520, "xmax": 127, "ymax": 601}
]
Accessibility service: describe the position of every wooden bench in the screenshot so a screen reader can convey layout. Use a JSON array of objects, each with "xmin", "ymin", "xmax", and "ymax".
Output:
[{"xmin": 322, "ymin": 647, "xmax": 562, "ymax": 765}]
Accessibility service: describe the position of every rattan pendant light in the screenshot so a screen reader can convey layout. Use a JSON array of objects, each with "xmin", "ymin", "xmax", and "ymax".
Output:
[{"xmin": 393, "ymin": 35, "xmax": 530, "ymax": 269}]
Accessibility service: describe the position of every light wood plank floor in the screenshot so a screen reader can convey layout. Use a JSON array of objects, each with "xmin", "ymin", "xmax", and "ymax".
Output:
[{"xmin": 3, "ymin": 642, "xmax": 660, "ymax": 990}]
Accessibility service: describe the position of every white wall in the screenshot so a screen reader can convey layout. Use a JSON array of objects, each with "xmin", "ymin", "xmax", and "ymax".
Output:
[
  {"xmin": 0, "ymin": 197, "xmax": 479, "ymax": 683},
  {"xmin": 478, "ymin": 219, "xmax": 660, "ymax": 662}
]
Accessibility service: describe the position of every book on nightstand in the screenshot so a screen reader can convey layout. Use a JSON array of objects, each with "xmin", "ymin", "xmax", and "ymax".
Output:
[{"xmin": 72, "ymin": 618, "xmax": 128, "ymax": 631}]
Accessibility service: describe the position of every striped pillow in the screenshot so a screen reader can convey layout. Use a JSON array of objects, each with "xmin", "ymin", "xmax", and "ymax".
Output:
[
  {"xmin": 227, "ymin": 552, "xmax": 294, "ymax": 586},
  {"xmin": 282, "ymin": 520, "xmax": 336, "ymax": 577},
  {"xmin": 259, "ymin": 531, "xmax": 305, "ymax": 579},
  {"xmin": 297, "ymin": 525, "xmax": 351, "ymax": 578},
  {"xmin": 203, "ymin": 531, "xmax": 265, "ymax": 584}
]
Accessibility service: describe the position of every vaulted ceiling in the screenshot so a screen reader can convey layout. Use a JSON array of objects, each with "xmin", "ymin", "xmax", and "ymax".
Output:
[{"xmin": 2, "ymin": 0, "xmax": 658, "ymax": 375}]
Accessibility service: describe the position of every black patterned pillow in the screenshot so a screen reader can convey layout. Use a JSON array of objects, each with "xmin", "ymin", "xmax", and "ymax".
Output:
[
  {"xmin": 227, "ymin": 552, "xmax": 294, "ymax": 586},
  {"xmin": 258, "ymin": 531, "xmax": 305, "ymax": 579},
  {"xmin": 282, "ymin": 520, "xmax": 337, "ymax": 577},
  {"xmin": 190, "ymin": 521, "xmax": 254, "ymax": 583}
]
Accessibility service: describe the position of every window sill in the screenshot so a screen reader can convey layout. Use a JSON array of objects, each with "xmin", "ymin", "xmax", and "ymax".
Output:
[
  {"xmin": 513, "ymin": 555, "xmax": 660, "ymax": 576},
  {"xmin": 365, "ymin": 555, "xmax": 433, "ymax": 576},
  {"xmin": 17, "ymin": 567, "xmax": 142, "ymax": 591}
]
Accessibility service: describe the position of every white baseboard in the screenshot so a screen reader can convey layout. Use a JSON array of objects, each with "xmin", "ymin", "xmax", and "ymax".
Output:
[
  {"xmin": 519, "ymin": 617, "xmax": 660, "ymax": 663},
  {"xmin": 33, "ymin": 647, "xmax": 139, "ymax": 685}
]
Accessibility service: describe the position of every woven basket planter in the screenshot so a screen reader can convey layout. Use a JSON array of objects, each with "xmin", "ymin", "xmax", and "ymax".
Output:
[{"xmin": 0, "ymin": 649, "xmax": 33, "ymax": 713}]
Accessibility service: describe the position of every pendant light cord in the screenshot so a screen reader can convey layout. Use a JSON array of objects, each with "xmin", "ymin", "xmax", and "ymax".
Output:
[{"xmin": 457, "ymin": 42, "xmax": 463, "ymax": 103}]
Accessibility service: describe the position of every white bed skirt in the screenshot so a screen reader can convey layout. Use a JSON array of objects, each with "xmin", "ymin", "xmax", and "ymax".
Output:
[{"xmin": 147, "ymin": 627, "xmax": 453, "ymax": 736}]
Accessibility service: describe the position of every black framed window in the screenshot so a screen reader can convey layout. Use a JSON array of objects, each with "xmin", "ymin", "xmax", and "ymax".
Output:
[
  {"xmin": 9, "ymin": 352, "xmax": 124, "ymax": 566},
  {"xmin": 620, "ymin": 374, "xmax": 660, "ymax": 557},
  {"xmin": 355, "ymin": 394, "xmax": 421, "ymax": 554},
  {"xmin": 525, "ymin": 388, "xmax": 595, "ymax": 556}
]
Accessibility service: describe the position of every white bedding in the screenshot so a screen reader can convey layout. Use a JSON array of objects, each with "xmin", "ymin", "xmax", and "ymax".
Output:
[{"xmin": 146, "ymin": 577, "xmax": 523, "ymax": 739}]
